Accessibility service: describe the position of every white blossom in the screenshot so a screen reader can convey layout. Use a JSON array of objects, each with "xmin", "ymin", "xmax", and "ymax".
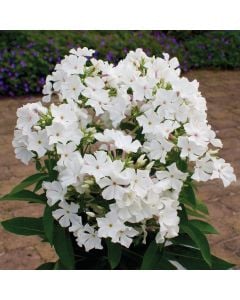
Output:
[
  {"xmin": 192, "ymin": 154, "xmax": 214, "ymax": 182},
  {"xmin": 81, "ymin": 151, "xmax": 111, "ymax": 181},
  {"xmin": 178, "ymin": 136, "xmax": 206, "ymax": 161},
  {"xmin": 155, "ymin": 163, "xmax": 188, "ymax": 192},
  {"xmin": 27, "ymin": 129, "xmax": 50, "ymax": 157},
  {"xmin": 211, "ymin": 158, "xmax": 236, "ymax": 187},
  {"xmin": 12, "ymin": 47, "xmax": 236, "ymax": 252},
  {"xmin": 56, "ymin": 142, "xmax": 77, "ymax": 166},
  {"xmin": 16, "ymin": 102, "xmax": 47, "ymax": 134},
  {"xmin": 42, "ymin": 180, "xmax": 66, "ymax": 206},
  {"xmin": 143, "ymin": 136, "xmax": 174, "ymax": 163},
  {"xmin": 97, "ymin": 160, "xmax": 134, "ymax": 200},
  {"xmin": 95, "ymin": 129, "xmax": 141, "ymax": 153},
  {"xmin": 76, "ymin": 224, "xmax": 103, "ymax": 252},
  {"xmin": 52, "ymin": 201, "xmax": 80, "ymax": 227},
  {"xmin": 51, "ymin": 103, "xmax": 78, "ymax": 125},
  {"xmin": 12, "ymin": 130, "xmax": 33, "ymax": 164}
]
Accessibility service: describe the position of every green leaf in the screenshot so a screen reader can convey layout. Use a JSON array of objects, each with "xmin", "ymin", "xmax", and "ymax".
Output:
[
  {"xmin": 195, "ymin": 198, "xmax": 209, "ymax": 215},
  {"xmin": 36, "ymin": 262, "xmax": 56, "ymax": 270},
  {"xmin": 180, "ymin": 184, "xmax": 197, "ymax": 207},
  {"xmin": 189, "ymin": 220, "xmax": 218, "ymax": 234},
  {"xmin": 181, "ymin": 223, "xmax": 212, "ymax": 267},
  {"xmin": 11, "ymin": 173, "xmax": 48, "ymax": 194},
  {"xmin": 106, "ymin": 240, "xmax": 122, "ymax": 269},
  {"xmin": 53, "ymin": 260, "xmax": 69, "ymax": 270},
  {"xmin": 141, "ymin": 241, "xmax": 163, "ymax": 270},
  {"xmin": 53, "ymin": 225, "xmax": 75, "ymax": 270},
  {"xmin": 165, "ymin": 245, "xmax": 234, "ymax": 270},
  {"xmin": 43, "ymin": 205, "xmax": 54, "ymax": 244},
  {"xmin": 185, "ymin": 207, "xmax": 207, "ymax": 219},
  {"xmin": 1, "ymin": 217, "xmax": 44, "ymax": 236},
  {"xmin": 44, "ymin": 159, "xmax": 58, "ymax": 180},
  {"xmin": 172, "ymin": 233, "xmax": 197, "ymax": 248},
  {"xmin": 0, "ymin": 190, "xmax": 46, "ymax": 204},
  {"xmin": 34, "ymin": 180, "xmax": 45, "ymax": 192},
  {"xmin": 178, "ymin": 204, "xmax": 188, "ymax": 223},
  {"xmin": 157, "ymin": 258, "xmax": 177, "ymax": 270},
  {"xmin": 211, "ymin": 255, "xmax": 235, "ymax": 270}
]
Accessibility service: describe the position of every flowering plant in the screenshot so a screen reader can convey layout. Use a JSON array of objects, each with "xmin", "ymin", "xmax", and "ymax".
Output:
[{"xmin": 1, "ymin": 47, "xmax": 236, "ymax": 269}]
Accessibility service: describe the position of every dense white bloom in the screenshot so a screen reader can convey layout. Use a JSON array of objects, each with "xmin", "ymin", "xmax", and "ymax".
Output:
[
  {"xmin": 42, "ymin": 180, "xmax": 66, "ymax": 206},
  {"xmin": 143, "ymin": 136, "xmax": 174, "ymax": 163},
  {"xmin": 27, "ymin": 129, "xmax": 50, "ymax": 157},
  {"xmin": 61, "ymin": 55, "xmax": 87, "ymax": 75},
  {"xmin": 51, "ymin": 103, "xmax": 78, "ymax": 125},
  {"xmin": 58, "ymin": 153, "xmax": 84, "ymax": 187},
  {"xmin": 12, "ymin": 130, "xmax": 33, "ymax": 164},
  {"xmin": 192, "ymin": 154, "xmax": 214, "ymax": 182},
  {"xmin": 111, "ymin": 225, "xmax": 139, "ymax": 248},
  {"xmin": 95, "ymin": 129, "xmax": 141, "ymax": 153},
  {"xmin": 137, "ymin": 109, "xmax": 163, "ymax": 134},
  {"xmin": 46, "ymin": 122, "xmax": 83, "ymax": 146},
  {"xmin": 69, "ymin": 216, "xmax": 84, "ymax": 236},
  {"xmin": 61, "ymin": 75, "xmax": 84, "ymax": 101},
  {"xmin": 177, "ymin": 136, "xmax": 206, "ymax": 161},
  {"xmin": 155, "ymin": 163, "xmax": 188, "ymax": 192},
  {"xmin": 104, "ymin": 95, "xmax": 128, "ymax": 127},
  {"xmin": 184, "ymin": 122, "xmax": 209, "ymax": 146},
  {"xmin": 211, "ymin": 158, "xmax": 236, "ymax": 187},
  {"xmin": 12, "ymin": 47, "xmax": 236, "ymax": 253},
  {"xmin": 156, "ymin": 197, "xmax": 180, "ymax": 243},
  {"xmin": 56, "ymin": 142, "xmax": 77, "ymax": 166},
  {"xmin": 131, "ymin": 76, "xmax": 156, "ymax": 101},
  {"xmin": 76, "ymin": 224, "xmax": 103, "ymax": 252},
  {"xmin": 46, "ymin": 123, "xmax": 68, "ymax": 145},
  {"xmin": 42, "ymin": 81, "xmax": 53, "ymax": 103},
  {"xmin": 129, "ymin": 169, "xmax": 153, "ymax": 197},
  {"xmin": 97, "ymin": 211, "xmax": 125, "ymax": 239},
  {"xmin": 16, "ymin": 102, "xmax": 47, "ymax": 134},
  {"xmin": 52, "ymin": 201, "xmax": 80, "ymax": 227},
  {"xmin": 81, "ymin": 151, "xmax": 111, "ymax": 181},
  {"xmin": 70, "ymin": 47, "xmax": 95, "ymax": 57},
  {"xmin": 97, "ymin": 160, "xmax": 134, "ymax": 200}
]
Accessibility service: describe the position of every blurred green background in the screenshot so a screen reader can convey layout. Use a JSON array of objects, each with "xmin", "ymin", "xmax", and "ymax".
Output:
[{"xmin": 0, "ymin": 30, "xmax": 240, "ymax": 96}]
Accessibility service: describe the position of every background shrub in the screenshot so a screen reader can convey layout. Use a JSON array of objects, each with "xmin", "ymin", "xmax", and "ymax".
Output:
[{"xmin": 0, "ymin": 30, "xmax": 240, "ymax": 96}]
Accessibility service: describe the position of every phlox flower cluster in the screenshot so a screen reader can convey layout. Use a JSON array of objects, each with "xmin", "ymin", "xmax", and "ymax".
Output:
[{"xmin": 13, "ymin": 47, "xmax": 236, "ymax": 252}]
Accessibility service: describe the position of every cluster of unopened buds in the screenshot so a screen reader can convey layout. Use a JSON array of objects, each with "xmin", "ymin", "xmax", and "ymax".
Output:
[{"xmin": 13, "ymin": 47, "xmax": 236, "ymax": 252}]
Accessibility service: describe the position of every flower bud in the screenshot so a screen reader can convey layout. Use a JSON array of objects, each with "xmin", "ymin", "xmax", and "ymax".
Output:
[
  {"xmin": 208, "ymin": 149, "xmax": 219, "ymax": 155},
  {"xmin": 84, "ymin": 178, "xmax": 95, "ymax": 186},
  {"xmin": 146, "ymin": 161, "xmax": 154, "ymax": 170},
  {"xmin": 33, "ymin": 125, "xmax": 41, "ymax": 131},
  {"xmin": 86, "ymin": 211, "xmax": 96, "ymax": 218},
  {"xmin": 136, "ymin": 154, "xmax": 147, "ymax": 168}
]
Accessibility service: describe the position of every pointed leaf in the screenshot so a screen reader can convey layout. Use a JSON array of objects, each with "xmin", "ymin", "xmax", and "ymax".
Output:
[
  {"xmin": 185, "ymin": 207, "xmax": 207, "ymax": 219},
  {"xmin": 180, "ymin": 185, "xmax": 197, "ymax": 207},
  {"xmin": 189, "ymin": 220, "xmax": 218, "ymax": 234},
  {"xmin": 141, "ymin": 241, "xmax": 163, "ymax": 270},
  {"xmin": 0, "ymin": 190, "xmax": 46, "ymax": 204},
  {"xmin": 1, "ymin": 217, "xmax": 44, "ymax": 236},
  {"xmin": 181, "ymin": 223, "xmax": 212, "ymax": 267},
  {"xmin": 43, "ymin": 205, "xmax": 54, "ymax": 244},
  {"xmin": 36, "ymin": 262, "xmax": 56, "ymax": 270},
  {"xmin": 196, "ymin": 198, "xmax": 209, "ymax": 215},
  {"xmin": 165, "ymin": 245, "xmax": 234, "ymax": 270},
  {"xmin": 53, "ymin": 225, "xmax": 75, "ymax": 270},
  {"xmin": 11, "ymin": 173, "xmax": 48, "ymax": 194},
  {"xmin": 106, "ymin": 240, "xmax": 122, "ymax": 269},
  {"xmin": 172, "ymin": 233, "xmax": 197, "ymax": 248}
]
